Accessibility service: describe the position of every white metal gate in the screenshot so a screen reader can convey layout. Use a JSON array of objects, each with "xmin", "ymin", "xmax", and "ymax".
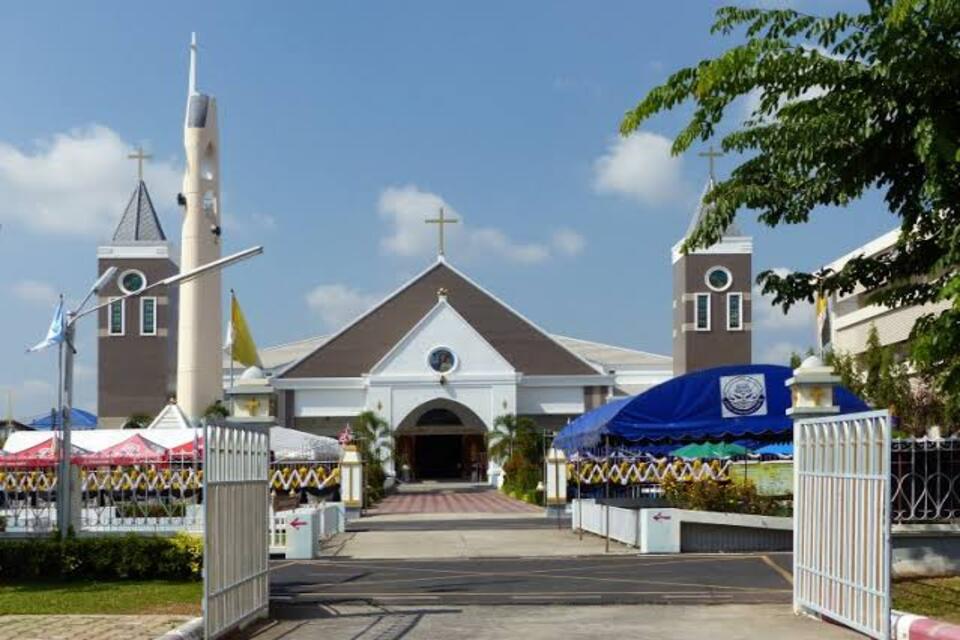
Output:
[
  {"xmin": 203, "ymin": 422, "xmax": 270, "ymax": 639},
  {"xmin": 794, "ymin": 410, "xmax": 891, "ymax": 639}
]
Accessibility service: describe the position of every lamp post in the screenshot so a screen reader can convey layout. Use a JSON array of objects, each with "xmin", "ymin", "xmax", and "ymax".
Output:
[{"xmin": 55, "ymin": 245, "xmax": 263, "ymax": 537}]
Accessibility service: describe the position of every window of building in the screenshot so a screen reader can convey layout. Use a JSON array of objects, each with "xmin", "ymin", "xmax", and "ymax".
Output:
[
  {"xmin": 727, "ymin": 292, "xmax": 743, "ymax": 331},
  {"xmin": 108, "ymin": 298, "xmax": 124, "ymax": 336},
  {"xmin": 427, "ymin": 347, "xmax": 457, "ymax": 373},
  {"xmin": 118, "ymin": 269, "xmax": 147, "ymax": 295},
  {"xmin": 695, "ymin": 293, "xmax": 711, "ymax": 331},
  {"xmin": 705, "ymin": 266, "xmax": 733, "ymax": 292},
  {"xmin": 141, "ymin": 297, "xmax": 157, "ymax": 336}
]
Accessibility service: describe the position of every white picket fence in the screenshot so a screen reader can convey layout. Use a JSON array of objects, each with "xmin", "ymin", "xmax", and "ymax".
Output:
[
  {"xmin": 794, "ymin": 410, "xmax": 891, "ymax": 640},
  {"xmin": 203, "ymin": 423, "xmax": 270, "ymax": 640}
]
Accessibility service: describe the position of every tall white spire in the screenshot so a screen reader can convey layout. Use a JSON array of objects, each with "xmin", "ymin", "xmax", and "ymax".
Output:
[{"xmin": 188, "ymin": 32, "xmax": 198, "ymax": 95}]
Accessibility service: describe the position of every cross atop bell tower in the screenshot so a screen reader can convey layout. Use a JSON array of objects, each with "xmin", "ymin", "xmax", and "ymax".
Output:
[{"xmin": 127, "ymin": 146, "xmax": 152, "ymax": 181}]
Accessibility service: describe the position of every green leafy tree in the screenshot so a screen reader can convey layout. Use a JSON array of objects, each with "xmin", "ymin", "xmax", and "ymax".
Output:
[
  {"xmin": 620, "ymin": 2, "xmax": 960, "ymax": 405},
  {"xmin": 202, "ymin": 401, "xmax": 229, "ymax": 420},
  {"xmin": 487, "ymin": 414, "xmax": 538, "ymax": 464},
  {"xmin": 352, "ymin": 410, "xmax": 392, "ymax": 504}
]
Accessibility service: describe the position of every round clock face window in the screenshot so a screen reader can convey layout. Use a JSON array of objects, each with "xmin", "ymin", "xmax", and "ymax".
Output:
[
  {"xmin": 706, "ymin": 266, "xmax": 732, "ymax": 292},
  {"xmin": 428, "ymin": 347, "xmax": 457, "ymax": 373},
  {"xmin": 119, "ymin": 270, "xmax": 146, "ymax": 294}
]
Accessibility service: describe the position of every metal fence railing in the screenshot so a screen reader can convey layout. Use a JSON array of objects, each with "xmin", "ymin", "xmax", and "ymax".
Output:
[
  {"xmin": 892, "ymin": 436, "xmax": 960, "ymax": 523},
  {"xmin": 0, "ymin": 460, "xmax": 340, "ymax": 535}
]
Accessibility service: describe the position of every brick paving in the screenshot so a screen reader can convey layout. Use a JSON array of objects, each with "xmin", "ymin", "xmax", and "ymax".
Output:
[
  {"xmin": 369, "ymin": 488, "xmax": 541, "ymax": 514},
  {"xmin": 0, "ymin": 614, "xmax": 192, "ymax": 640}
]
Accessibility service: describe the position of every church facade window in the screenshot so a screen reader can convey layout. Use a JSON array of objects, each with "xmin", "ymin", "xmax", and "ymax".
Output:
[
  {"xmin": 141, "ymin": 297, "xmax": 157, "ymax": 336},
  {"xmin": 119, "ymin": 269, "xmax": 146, "ymax": 295},
  {"xmin": 108, "ymin": 298, "xmax": 124, "ymax": 336},
  {"xmin": 727, "ymin": 292, "xmax": 743, "ymax": 331},
  {"xmin": 695, "ymin": 293, "xmax": 711, "ymax": 331},
  {"xmin": 428, "ymin": 347, "xmax": 457, "ymax": 373},
  {"xmin": 705, "ymin": 266, "xmax": 732, "ymax": 292}
]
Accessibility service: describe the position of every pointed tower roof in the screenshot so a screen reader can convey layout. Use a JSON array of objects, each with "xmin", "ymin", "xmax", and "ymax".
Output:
[
  {"xmin": 685, "ymin": 177, "xmax": 742, "ymax": 240},
  {"xmin": 111, "ymin": 180, "xmax": 166, "ymax": 243},
  {"xmin": 672, "ymin": 177, "xmax": 751, "ymax": 263}
]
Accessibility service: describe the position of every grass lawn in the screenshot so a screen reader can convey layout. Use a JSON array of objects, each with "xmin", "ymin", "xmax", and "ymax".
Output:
[
  {"xmin": 0, "ymin": 579, "xmax": 201, "ymax": 615},
  {"xmin": 894, "ymin": 577, "xmax": 960, "ymax": 624}
]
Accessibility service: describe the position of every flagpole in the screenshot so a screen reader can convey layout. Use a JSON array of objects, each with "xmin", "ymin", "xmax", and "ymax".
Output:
[{"xmin": 228, "ymin": 290, "xmax": 235, "ymax": 415}]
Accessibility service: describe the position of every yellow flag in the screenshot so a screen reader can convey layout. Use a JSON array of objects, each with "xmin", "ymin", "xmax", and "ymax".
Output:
[{"xmin": 225, "ymin": 292, "xmax": 261, "ymax": 368}]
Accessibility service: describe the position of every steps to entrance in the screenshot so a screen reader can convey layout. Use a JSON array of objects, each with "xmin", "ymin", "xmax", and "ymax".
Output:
[{"xmin": 369, "ymin": 484, "xmax": 541, "ymax": 515}]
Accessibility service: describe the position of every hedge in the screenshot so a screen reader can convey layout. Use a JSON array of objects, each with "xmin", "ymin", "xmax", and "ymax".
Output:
[{"xmin": 0, "ymin": 532, "xmax": 202, "ymax": 581}]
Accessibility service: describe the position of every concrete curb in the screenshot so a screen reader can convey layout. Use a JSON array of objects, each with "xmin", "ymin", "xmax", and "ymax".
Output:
[
  {"xmin": 893, "ymin": 611, "xmax": 960, "ymax": 639},
  {"xmin": 155, "ymin": 617, "xmax": 203, "ymax": 640}
]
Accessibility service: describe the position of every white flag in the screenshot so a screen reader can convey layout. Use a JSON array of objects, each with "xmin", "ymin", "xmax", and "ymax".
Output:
[{"xmin": 27, "ymin": 297, "xmax": 65, "ymax": 353}]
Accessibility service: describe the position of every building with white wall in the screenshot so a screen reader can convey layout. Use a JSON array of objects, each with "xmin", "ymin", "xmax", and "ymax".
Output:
[{"xmin": 821, "ymin": 228, "xmax": 950, "ymax": 357}]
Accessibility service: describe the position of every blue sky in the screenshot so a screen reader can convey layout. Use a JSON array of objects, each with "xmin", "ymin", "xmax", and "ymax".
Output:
[{"xmin": 0, "ymin": 0, "xmax": 891, "ymax": 418}]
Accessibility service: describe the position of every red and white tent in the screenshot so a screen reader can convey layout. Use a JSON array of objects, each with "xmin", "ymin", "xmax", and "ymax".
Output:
[
  {"xmin": 2, "ymin": 438, "xmax": 90, "ymax": 468},
  {"xmin": 73, "ymin": 434, "xmax": 167, "ymax": 466}
]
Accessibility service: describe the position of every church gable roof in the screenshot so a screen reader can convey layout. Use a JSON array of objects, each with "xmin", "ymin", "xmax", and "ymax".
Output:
[
  {"xmin": 112, "ymin": 180, "xmax": 166, "ymax": 243},
  {"xmin": 278, "ymin": 261, "xmax": 598, "ymax": 378}
]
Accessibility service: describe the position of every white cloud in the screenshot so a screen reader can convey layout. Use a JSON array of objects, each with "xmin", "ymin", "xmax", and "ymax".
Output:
[
  {"xmin": 11, "ymin": 280, "xmax": 58, "ymax": 306},
  {"xmin": 753, "ymin": 267, "xmax": 813, "ymax": 330},
  {"xmin": 551, "ymin": 228, "xmax": 586, "ymax": 256},
  {"xmin": 377, "ymin": 185, "xmax": 578, "ymax": 265},
  {"xmin": 0, "ymin": 125, "xmax": 182, "ymax": 237},
  {"xmin": 593, "ymin": 131, "xmax": 686, "ymax": 206},
  {"xmin": 305, "ymin": 284, "xmax": 381, "ymax": 331}
]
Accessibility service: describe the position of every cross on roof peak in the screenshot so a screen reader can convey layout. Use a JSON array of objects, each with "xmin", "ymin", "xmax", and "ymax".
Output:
[
  {"xmin": 425, "ymin": 207, "xmax": 459, "ymax": 258},
  {"xmin": 128, "ymin": 146, "xmax": 153, "ymax": 181}
]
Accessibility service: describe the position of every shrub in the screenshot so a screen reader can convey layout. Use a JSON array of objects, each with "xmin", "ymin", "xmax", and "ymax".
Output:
[
  {"xmin": 116, "ymin": 501, "xmax": 187, "ymax": 519},
  {"xmin": 661, "ymin": 477, "xmax": 788, "ymax": 516},
  {"xmin": 0, "ymin": 532, "xmax": 203, "ymax": 581}
]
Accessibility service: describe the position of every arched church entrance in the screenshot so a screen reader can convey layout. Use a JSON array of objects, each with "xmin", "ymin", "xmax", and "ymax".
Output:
[{"xmin": 395, "ymin": 400, "xmax": 487, "ymax": 482}]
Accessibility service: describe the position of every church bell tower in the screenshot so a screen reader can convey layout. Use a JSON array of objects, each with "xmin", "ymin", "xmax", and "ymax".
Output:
[
  {"xmin": 672, "ymin": 153, "xmax": 752, "ymax": 375},
  {"xmin": 176, "ymin": 33, "xmax": 223, "ymax": 421},
  {"xmin": 97, "ymin": 152, "xmax": 178, "ymax": 429}
]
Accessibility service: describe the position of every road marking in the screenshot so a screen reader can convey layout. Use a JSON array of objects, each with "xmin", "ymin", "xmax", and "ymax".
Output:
[
  {"xmin": 661, "ymin": 594, "xmax": 734, "ymax": 600},
  {"xmin": 760, "ymin": 554, "xmax": 794, "ymax": 586}
]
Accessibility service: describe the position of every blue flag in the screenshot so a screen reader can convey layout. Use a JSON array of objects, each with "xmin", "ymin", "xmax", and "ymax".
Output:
[{"xmin": 27, "ymin": 297, "xmax": 65, "ymax": 353}]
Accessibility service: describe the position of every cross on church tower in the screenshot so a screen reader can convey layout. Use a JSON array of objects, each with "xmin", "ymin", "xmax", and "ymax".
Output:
[
  {"xmin": 425, "ymin": 207, "xmax": 458, "ymax": 258},
  {"xmin": 698, "ymin": 145, "xmax": 724, "ymax": 182},
  {"xmin": 128, "ymin": 146, "xmax": 153, "ymax": 181}
]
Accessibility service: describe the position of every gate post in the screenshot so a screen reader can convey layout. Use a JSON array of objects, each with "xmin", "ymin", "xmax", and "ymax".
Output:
[
  {"xmin": 545, "ymin": 447, "xmax": 567, "ymax": 517},
  {"xmin": 786, "ymin": 354, "xmax": 840, "ymax": 420},
  {"xmin": 340, "ymin": 445, "xmax": 363, "ymax": 521},
  {"xmin": 787, "ymin": 355, "xmax": 840, "ymax": 616}
]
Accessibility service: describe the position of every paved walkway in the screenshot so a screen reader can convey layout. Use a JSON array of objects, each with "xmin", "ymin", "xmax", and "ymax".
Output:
[
  {"xmin": 271, "ymin": 553, "xmax": 793, "ymax": 605},
  {"xmin": 243, "ymin": 604, "xmax": 859, "ymax": 639},
  {"xmin": 0, "ymin": 614, "xmax": 191, "ymax": 640},
  {"xmin": 368, "ymin": 483, "xmax": 540, "ymax": 515}
]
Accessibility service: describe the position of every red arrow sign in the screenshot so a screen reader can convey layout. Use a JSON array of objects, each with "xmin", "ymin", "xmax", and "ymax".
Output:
[
  {"xmin": 289, "ymin": 518, "xmax": 308, "ymax": 530},
  {"xmin": 652, "ymin": 512, "xmax": 672, "ymax": 522}
]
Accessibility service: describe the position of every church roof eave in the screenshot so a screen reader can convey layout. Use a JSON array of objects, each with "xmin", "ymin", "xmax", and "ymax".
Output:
[{"xmin": 275, "ymin": 259, "xmax": 600, "ymax": 379}]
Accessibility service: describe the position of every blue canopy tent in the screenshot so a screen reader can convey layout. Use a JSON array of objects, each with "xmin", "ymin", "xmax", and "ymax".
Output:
[
  {"xmin": 554, "ymin": 364, "xmax": 868, "ymax": 453},
  {"xmin": 754, "ymin": 442, "xmax": 793, "ymax": 458},
  {"xmin": 28, "ymin": 408, "xmax": 98, "ymax": 430}
]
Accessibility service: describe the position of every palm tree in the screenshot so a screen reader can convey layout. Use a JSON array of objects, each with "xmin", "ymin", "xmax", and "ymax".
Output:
[
  {"xmin": 487, "ymin": 414, "xmax": 537, "ymax": 464},
  {"xmin": 353, "ymin": 410, "xmax": 393, "ymax": 464}
]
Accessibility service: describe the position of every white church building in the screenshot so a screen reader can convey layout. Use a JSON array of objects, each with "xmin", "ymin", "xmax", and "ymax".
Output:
[{"xmin": 225, "ymin": 258, "xmax": 672, "ymax": 481}]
